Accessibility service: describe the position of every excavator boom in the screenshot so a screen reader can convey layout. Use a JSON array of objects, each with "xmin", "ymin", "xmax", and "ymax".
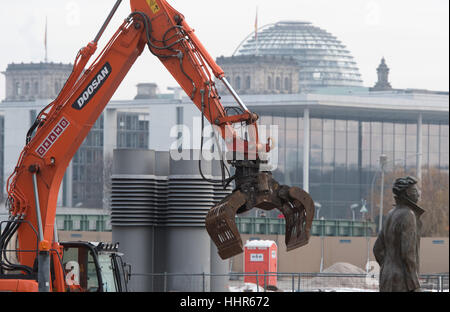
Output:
[{"xmin": 0, "ymin": 0, "xmax": 314, "ymax": 291}]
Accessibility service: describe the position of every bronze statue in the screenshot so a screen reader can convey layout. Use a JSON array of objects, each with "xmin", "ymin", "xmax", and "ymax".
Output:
[{"xmin": 373, "ymin": 176, "xmax": 425, "ymax": 292}]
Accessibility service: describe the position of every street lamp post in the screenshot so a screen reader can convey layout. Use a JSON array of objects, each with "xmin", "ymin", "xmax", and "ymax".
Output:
[
  {"xmin": 315, "ymin": 202, "xmax": 322, "ymax": 220},
  {"xmin": 350, "ymin": 203, "xmax": 359, "ymax": 221},
  {"xmin": 370, "ymin": 153, "xmax": 422, "ymax": 224},
  {"xmin": 378, "ymin": 154, "xmax": 388, "ymax": 232},
  {"xmin": 316, "ymin": 202, "xmax": 324, "ymax": 272},
  {"xmin": 360, "ymin": 199, "xmax": 368, "ymax": 220},
  {"xmin": 369, "ymin": 153, "xmax": 422, "ymax": 222},
  {"xmin": 319, "ymin": 216, "xmax": 325, "ymax": 273},
  {"xmin": 369, "ymin": 172, "xmax": 378, "ymax": 221}
]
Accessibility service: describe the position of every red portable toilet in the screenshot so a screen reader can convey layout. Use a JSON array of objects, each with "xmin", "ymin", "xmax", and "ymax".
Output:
[{"xmin": 244, "ymin": 240, "xmax": 277, "ymax": 288}]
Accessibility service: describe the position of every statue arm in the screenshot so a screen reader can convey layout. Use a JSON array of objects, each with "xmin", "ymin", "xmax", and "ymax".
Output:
[
  {"xmin": 373, "ymin": 231, "xmax": 385, "ymax": 266},
  {"xmin": 400, "ymin": 211, "xmax": 420, "ymax": 291}
]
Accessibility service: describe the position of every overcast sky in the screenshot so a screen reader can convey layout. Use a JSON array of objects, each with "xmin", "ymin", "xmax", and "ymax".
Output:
[{"xmin": 0, "ymin": 0, "xmax": 448, "ymax": 101}]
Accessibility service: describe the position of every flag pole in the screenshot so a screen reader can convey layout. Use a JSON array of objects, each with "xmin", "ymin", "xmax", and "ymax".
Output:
[
  {"xmin": 44, "ymin": 16, "xmax": 48, "ymax": 62},
  {"xmin": 255, "ymin": 7, "xmax": 258, "ymax": 56}
]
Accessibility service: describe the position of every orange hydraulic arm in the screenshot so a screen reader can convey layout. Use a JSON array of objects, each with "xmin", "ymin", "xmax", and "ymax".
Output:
[
  {"xmin": 1, "ymin": 0, "xmax": 269, "ymax": 291},
  {"xmin": 129, "ymin": 0, "xmax": 266, "ymax": 155},
  {"xmin": 1, "ymin": 0, "xmax": 315, "ymax": 292}
]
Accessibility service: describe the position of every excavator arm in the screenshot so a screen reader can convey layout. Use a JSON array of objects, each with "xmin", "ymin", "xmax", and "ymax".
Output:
[{"xmin": 0, "ymin": 0, "xmax": 314, "ymax": 292}]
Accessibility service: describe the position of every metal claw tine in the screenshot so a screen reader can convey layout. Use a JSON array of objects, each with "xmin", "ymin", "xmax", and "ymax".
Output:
[
  {"xmin": 282, "ymin": 186, "xmax": 315, "ymax": 251},
  {"xmin": 205, "ymin": 190, "xmax": 248, "ymax": 259}
]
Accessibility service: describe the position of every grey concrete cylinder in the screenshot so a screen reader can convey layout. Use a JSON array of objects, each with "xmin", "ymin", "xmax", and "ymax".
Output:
[
  {"xmin": 112, "ymin": 149, "xmax": 156, "ymax": 175},
  {"xmin": 110, "ymin": 149, "xmax": 232, "ymax": 292},
  {"xmin": 210, "ymin": 241, "xmax": 230, "ymax": 292},
  {"xmin": 111, "ymin": 149, "xmax": 163, "ymax": 292},
  {"xmin": 165, "ymin": 228, "xmax": 211, "ymax": 292},
  {"xmin": 164, "ymin": 150, "xmax": 212, "ymax": 291},
  {"xmin": 210, "ymin": 159, "xmax": 232, "ymax": 291},
  {"xmin": 112, "ymin": 227, "xmax": 156, "ymax": 292}
]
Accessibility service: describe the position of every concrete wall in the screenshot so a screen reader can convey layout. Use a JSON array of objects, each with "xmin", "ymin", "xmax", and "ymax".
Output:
[
  {"xmin": 147, "ymin": 103, "xmax": 199, "ymax": 152},
  {"xmin": 230, "ymin": 234, "xmax": 449, "ymax": 274},
  {"xmin": 420, "ymin": 238, "xmax": 449, "ymax": 274},
  {"xmin": 58, "ymin": 231, "xmax": 449, "ymax": 274},
  {"xmin": 58, "ymin": 231, "xmax": 112, "ymax": 243}
]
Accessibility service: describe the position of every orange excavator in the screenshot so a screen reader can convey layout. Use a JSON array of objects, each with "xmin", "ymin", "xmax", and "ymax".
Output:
[{"xmin": 0, "ymin": 0, "xmax": 314, "ymax": 292}]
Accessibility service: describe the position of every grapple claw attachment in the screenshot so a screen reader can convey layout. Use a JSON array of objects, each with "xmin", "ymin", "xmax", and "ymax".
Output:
[
  {"xmin": 205, "ymin": 160, "xmax": 315, "ymax": 260},
  {"xmin": 205, "ymin": 191, "xmax": 247, "ymax": 259}
]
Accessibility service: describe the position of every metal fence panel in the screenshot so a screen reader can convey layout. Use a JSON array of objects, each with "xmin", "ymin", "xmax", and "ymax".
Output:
[{"xmin": 129, "ymin": 272, "xmax": 449, "ymax": 292}]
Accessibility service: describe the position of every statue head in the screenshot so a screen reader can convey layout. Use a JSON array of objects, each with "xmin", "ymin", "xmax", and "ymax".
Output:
[{"xmin": 393, "ymin": 176, "xmax": 420, "ymax": 203}]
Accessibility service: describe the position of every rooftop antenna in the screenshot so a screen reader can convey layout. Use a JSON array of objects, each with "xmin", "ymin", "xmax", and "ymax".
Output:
[{"xmin": 254, "ymin": 7, "xmax": 259, "ymax": 56}]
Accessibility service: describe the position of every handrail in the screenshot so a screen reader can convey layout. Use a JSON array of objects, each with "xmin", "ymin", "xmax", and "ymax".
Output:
[{"xmin": 235, "ymin": 217, "xmax": 377, "ymax": 237}]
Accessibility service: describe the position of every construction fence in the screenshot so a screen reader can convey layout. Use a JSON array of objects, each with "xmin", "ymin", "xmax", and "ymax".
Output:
[{"xmin": 129, "ymin": 272, "xmax": 449, "ymax": 292}]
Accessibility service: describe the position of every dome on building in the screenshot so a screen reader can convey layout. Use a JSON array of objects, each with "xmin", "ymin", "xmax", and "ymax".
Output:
[{"xmin": 234, "ymin": 21, "xmax": 363, "ymax": 89}]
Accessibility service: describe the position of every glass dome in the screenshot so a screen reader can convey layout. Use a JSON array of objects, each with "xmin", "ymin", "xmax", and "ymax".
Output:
[{"xmin": 234, "ymin": 21, "xmax": 363, "ymax": 88}]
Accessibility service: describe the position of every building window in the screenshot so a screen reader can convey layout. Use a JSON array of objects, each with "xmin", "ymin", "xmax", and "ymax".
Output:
[
  {"xmin": 34, "ymin": 82, "xmax": 39, "ymax": 94},
  {"xmin": 268, "ymin": 76, "xmax": 272, "ymax": 89},
  {"xmin": 117, "ymin": 112, "xmax": 149, "ymax": 150},
  {"xmin": 235, "ymin": 76, "xmax": 241, "ymax": 90},
  {"xmin": 14, "ymin": 82, "xmax": 21, "ymax": 96},
  {"xmin": 72, "ymin": 115, "xmax": 104, "ymax": 208},
  {"xmin": 276, "ymin": 77, "xmax": 281, "ymax": 90},
  {"xmin": 245, "ymin": 76, "xmax": 251, "ymax": 90},
  {"xmin": 284, "ymin": 77, "xmax": 290, "ymax": 91},
  {"xmin": 24, "ymin": 82, "xmax": 30, "ymax": 95}
]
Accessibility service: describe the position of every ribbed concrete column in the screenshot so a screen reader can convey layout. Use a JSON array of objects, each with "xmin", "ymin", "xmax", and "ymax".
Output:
[
  {"xmin": 210, "ymin": 159, "xmax": 232, "ymax": 291},
  {"xmin": 303, "ymin": 108, "xmax": 310, "ymax": 192},
  {"xmin": 111, "ymin": 149, "xmax": 231, "ymax": 292},
  {"xmin": 416, "ymin": 113, "xmax": 423, "ymax": 184},
  {"xmin": 111, "ymin": 149, "xmax": 161, "ymax": 292},
  {"xmin": 165, "ymin": 149, "xmax": 212, "ymax": 292},
  {"xmin": 165, "ymin": 228, "xmax": 211, "ymax": 291},
  {"xmin": 113, "ymin": 226, "xmax": 156, "ymax": 292},
  {"xmin": 153, "ymin": 152, "xmax": 170, "ymax": 291}
]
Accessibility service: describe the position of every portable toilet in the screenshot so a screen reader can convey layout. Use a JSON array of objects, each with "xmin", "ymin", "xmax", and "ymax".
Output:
[{"xmin": 244, "ymin": 240, "xmax": 277, "ymax": 288}]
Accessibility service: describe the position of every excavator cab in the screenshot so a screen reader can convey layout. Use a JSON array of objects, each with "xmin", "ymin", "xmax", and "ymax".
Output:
[{"xmin": 61, "ymin": 242, "xmax": 129, "ymax": 292}]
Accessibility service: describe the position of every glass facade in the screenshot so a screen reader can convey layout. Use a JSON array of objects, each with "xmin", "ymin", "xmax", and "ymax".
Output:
[
  {"xmin": 72, "ymin": 115, "xmax": 104, "ymax": 208},
  {"xmin": 256, "ymin": 110, "xmax": 449, "ymax": 220},
  {"xmin": 70, "ymin": 112, "xmax": 150, "ymax": 208},
  {"xmin": 117, "ymin": 112, "xmax": 149, "ymax": 149}
]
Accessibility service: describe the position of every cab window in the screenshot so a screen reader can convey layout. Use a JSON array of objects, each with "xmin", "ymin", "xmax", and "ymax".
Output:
[
  {"xmin": 97, "ymin": 253, "xmax": 117, "ymax": 292},
  {"xmin": 62, "ymin": 245, "xmax": 100, "ymax": 292}
]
